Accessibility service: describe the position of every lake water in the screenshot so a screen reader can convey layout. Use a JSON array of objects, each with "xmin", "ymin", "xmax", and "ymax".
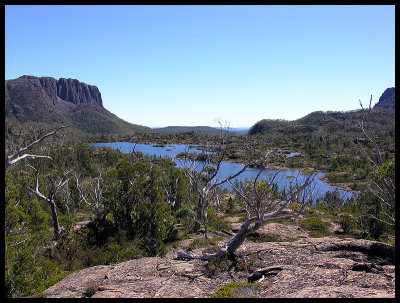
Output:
[
  {"xmin": 285, "ymin": 152, "xmax": 302, "ymax": 158},
  {"xmin": 89, "ymin": 142, "xmax": 356, "ymax": 202}
]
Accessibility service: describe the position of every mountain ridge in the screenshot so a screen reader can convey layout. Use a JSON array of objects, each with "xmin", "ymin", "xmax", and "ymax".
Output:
[{"xmin": 5, "ymin": 75, "xmax": 150, "ymax": 134}]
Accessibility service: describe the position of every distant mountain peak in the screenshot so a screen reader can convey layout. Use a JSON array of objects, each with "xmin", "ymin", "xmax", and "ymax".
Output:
[{"xmin": 374, "ymin": 87, "xmax": 395, "ymax": 109}]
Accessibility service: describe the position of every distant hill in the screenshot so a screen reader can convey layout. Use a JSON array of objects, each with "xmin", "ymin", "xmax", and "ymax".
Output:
[
  {"xmin": 5, "ymin": 75, "xmax": 151, "ymax": 135},
  {"xmin": 229, "ymin": 127, "xmax": 250, "ymax": 134},
  {"xmin": 249, "ymin": 87, "xmax": 395, "ymax": 137},
  {"xmin": 374, "ymin": 87, "xmax": 395, "ymax": 109},
  {"xmin": 155, "ymin": 126, "xmax": 225, "ymax": 134},
  {"xmin": 248, "ymin": 109, "xmax": 395, "ymax": 136},
  {"xmin": 154, "ymin": 126, "xmax": 250, "ymax": 135}
]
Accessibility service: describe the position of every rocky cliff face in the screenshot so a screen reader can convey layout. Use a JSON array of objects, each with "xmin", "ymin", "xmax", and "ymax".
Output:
[
  {"xmin": 12, "ymin": 75, "xmax": 103, "ymax": 107},
  {"xmin": 374, "ymin": 87, "xmax": 395, "ymax": 109},
  {"xmin": 56, "ymin": 78, "xmax": 103, "ymax": 107},
  {"xmin": 5, "ymin": 75, "xmax": 150, "ymax": 134}
]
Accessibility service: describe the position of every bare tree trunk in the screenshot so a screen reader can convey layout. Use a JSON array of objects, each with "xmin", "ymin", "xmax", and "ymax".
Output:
[
  {"xmin": 177, "ymin": 217, "xmax": 258, "ymax": 260},
  {"xmin": 50, "ymin": 201, "xmax": 61, "ymax": 239},
  {"xmin": 193, "ymin": 200, "xmax": 203, "ymax": 234}
]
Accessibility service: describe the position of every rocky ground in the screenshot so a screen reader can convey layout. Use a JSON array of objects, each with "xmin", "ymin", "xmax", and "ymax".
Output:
[{"xmin": 39, "ymin": 217, "xmax": 395, "ymax": 298}]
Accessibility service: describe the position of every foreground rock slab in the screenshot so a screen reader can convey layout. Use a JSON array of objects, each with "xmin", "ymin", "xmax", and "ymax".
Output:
[{"xmin": 41, "ymin": 236, "xmax": 395, "ymax": 298}]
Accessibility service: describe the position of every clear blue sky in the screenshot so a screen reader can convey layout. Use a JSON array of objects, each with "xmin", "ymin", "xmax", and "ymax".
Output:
[{"xmin": 5, "ymin": 5, "xmax": 395, "ymax": 127}]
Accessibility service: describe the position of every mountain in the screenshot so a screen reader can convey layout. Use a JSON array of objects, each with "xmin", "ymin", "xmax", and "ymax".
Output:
[
  {"xmin": 374, "ymin": 87, "xmax": 395, "ymax": 109},
  {"xmin": 5, "ymin": 75, "xmax": 151, "ymax": 134}
]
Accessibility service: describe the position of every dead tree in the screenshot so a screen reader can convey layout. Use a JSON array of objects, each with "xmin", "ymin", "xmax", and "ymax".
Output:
[
  {"xmin": 180, "ymin": 127, "xmax": 248, "ymax": 238},
  {"xmin": 358, "ymin": 96, "xmax": 395, "ymax": 226},
  {"xmin": 5, "ymin": 125, "xmax": 72, "ymax": 171},
  {"xmin": 74, "ymin": 168, "xmax": 106, "ymax": 220},
  {"xmin": 177, "ymin": 167, "xmax": 316, "ymax": 260},
  {"xmin": 27, "ymin": 162, "xmax": 70, "ymax": 240}
]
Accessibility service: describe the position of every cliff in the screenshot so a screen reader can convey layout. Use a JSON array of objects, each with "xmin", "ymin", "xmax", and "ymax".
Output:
[
  {"xmin": 5, "ymin": 75, "xmax": 150, "ymax": 134},
  {"xmin": 6, "ymin": 75, "xmax": 103, "ymax": 109}
]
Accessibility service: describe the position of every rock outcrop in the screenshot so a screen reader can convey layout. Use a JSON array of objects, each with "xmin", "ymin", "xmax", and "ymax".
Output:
[
  {"xmin": 56, "ymin": 77, "xmax": 103, "ymax": 107},
  {"xmin": 9, "ymin": 75, "xmax": 103, "ymax": 107},
  {"xmin": 374, "ymin": 87, "xmax": 395, "ymax": 109},
  {"xmin": 39, "ymin": 233, "xmax": 395, "ymax": 298}
]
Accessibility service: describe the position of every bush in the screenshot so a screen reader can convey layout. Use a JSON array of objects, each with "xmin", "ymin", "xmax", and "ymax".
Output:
[
  {"xmin": 33, "ymin": 271, "xmax": 71, "ymax": 295},
  {"xmin": 299, "ymin": 216, "xmax": 329, "ymax": 237},
  {"xmin": 187, "ymin": 238, "xmax": 209, "ymax": 251},
  {"xmin": 226, "ymin": 197, "xmax": 235, "ymax": 214},
  {"xmin": 207, "ymin": 207, "xmax": 230, "ymax": 232},
  {"xmin": 339, "ymin": 213, "xmax": 356, "ymax": 234},
  {"xmin": 248, "ymin": 232, "xmax": 280, "ymax": 243},
  {"xmin": 83, "ymin": 282, "xmax": 100, "ymax": 297},
  {"xmin": 212, "ymin": 282, "xmax": 257, "ymax": 298}
]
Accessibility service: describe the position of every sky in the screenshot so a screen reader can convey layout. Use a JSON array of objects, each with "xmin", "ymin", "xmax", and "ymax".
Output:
[{"xmin": 5, "ymin": 5, "xmax": 395, "ymax": 128}]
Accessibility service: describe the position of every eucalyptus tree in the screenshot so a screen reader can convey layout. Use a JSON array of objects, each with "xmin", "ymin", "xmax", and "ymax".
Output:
[
  {"xmin": 5, "ymin": 125, "xmax": 73, "ymax": 241},
  {"xmin": 26, "ymin": 160, "xmax": 70, "ymax": 240}
]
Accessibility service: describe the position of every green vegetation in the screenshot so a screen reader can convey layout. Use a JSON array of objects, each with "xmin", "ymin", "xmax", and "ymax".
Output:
[
  {"xmin": 247, "ymin": 109, "xmax": 395, "ymax": 187},
  {"xmin": 299, "ymin": 217, "xmax": 329, "ymax": 237},
  {"xmin": 71, "ymin": 106, "xmax": 151, "ymax": 134},
  {"xmin": 4, "ymin": 125, "xmax": 196, "ymax": 297},
  {"xmin": 212, "ymin": 282, "xmax": 260, "ymax": 298},
  {"xmin": 247, "ymin": 232, "xmax": 281, "ymax": 243},
  {"xmin": 4, "ymin": 103, "xmax": 395, "ymax": 297}
]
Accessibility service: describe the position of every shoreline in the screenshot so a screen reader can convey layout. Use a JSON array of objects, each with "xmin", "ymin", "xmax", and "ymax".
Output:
[{"xmin": 93, "ymin": 140, "xmax": 360, "ymax": 197}]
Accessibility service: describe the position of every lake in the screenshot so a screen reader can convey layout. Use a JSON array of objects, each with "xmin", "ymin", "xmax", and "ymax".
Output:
[{"xmin": 89, "ymin": 142, "xmax": 356, "ymax": 202}]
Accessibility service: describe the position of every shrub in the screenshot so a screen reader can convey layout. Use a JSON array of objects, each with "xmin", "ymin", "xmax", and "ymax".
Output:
[
  {"xmin": 299, "ymin": 216, "xmax": 329, "ymax": 237},
  {"xmin": 187, "ymin": 238, "xmax": 209, "ymax": 251},
  {"xmin": 226, "ymin": 197, "xmax": 235, "ymax": 214},
  {"xmin": 33, "ymin": 271, "xmax": 71, "ymax": 295},
  {"xmin": 83, "ymin": 282, "xmax": 100, "ymax": 297},
  {"xmin": 248, "ymin": 232, "xmax": 280, "ymax": 243},
  {"xmin": 207, "ymin": 207, "xmax": 230, "ymax": 232},
  {"xmin": 212, "ymin": 282, "xmax": 258, "ymax": 298},
  {"xmin": 339, "ymin": 213, "xmax": 356, "ymax": 234},
  {"xmin": 289, "ymin": 203, "xmax": 301, "ymax": 212}
]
